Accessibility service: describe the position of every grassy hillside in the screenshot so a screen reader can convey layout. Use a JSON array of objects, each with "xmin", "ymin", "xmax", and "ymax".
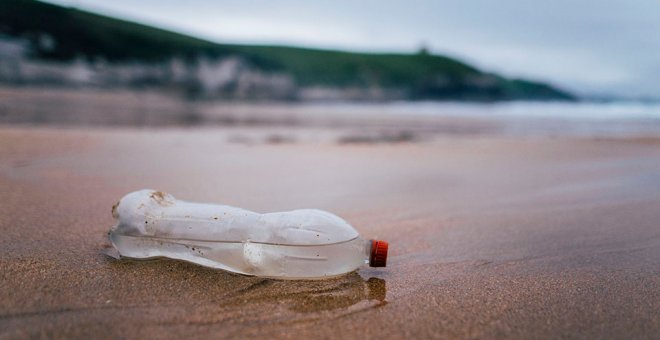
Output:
[{"xmin": 0, "ymin": 0, "xmax": 575, "ymax": 100}]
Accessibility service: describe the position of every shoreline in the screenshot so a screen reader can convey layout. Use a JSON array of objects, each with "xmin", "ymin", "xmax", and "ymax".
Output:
[{"xmin": 2, "ymin": 86, "xmax": 660, "ymax": 139}]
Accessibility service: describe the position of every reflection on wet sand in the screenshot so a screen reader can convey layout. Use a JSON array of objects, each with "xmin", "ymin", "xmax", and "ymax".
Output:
[
  {"xmin": 285, "ymin": 276, "xmax": 386, "ymax": 313},
  {"xmin": 222, "ymin": 272, "xmax": 386, "ymax": 313}
]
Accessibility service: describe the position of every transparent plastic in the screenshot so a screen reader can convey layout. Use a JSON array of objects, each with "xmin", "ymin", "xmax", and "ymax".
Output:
[{"xmin": 109, "ymin": 190, "xmax": 377, "ymax": 279}]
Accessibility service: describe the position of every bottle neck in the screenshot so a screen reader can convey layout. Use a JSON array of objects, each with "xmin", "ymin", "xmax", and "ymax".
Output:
[{"xmin": 367, "ymin": 239, "xmax": 388, "ymax": 267}]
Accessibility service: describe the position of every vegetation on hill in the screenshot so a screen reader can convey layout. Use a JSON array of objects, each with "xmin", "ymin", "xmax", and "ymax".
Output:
[{"xmin": 0, "ymin": 0, "xmax": 575, "ymax": 101}]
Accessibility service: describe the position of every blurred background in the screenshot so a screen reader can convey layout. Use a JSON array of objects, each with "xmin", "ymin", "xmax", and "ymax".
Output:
[
  {"xmin": 3, "ymin": 3, "xmax": 660, "ymax": 338},
  {"xmin": 1, "ymin": 0, "xmax": 659, "ymax": 137}
]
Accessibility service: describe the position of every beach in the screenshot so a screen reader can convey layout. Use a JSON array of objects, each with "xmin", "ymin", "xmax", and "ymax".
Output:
[{"xmin": 1, "ymin": 123, "xmax": 658, "ymax": 338}]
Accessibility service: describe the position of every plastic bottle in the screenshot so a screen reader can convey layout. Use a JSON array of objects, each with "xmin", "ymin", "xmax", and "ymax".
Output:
[{"xmin": 108, "ymin": 189, "xmax": 388, "ymax": 279}]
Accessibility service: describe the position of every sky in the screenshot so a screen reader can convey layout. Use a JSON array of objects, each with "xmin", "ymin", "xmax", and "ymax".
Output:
[{"xmin": 45, "ymin": 0, "xmax": 660, "ymax": 98}]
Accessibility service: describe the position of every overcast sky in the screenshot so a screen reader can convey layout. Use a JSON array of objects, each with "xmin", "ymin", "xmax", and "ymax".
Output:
[{"xmin": 45, "ymin": 0, "xmax": 660, "ymax": 98}]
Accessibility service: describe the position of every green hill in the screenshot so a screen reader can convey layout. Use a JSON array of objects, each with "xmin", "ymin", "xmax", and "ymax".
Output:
[{"xmin": 0, "ymin": 0, "xmax": 575, "ymax": 101}]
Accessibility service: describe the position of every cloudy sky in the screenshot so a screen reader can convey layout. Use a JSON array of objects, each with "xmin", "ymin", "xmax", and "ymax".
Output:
[{"xmin": 46, "ymin": 0, "xmax": 660, "ymax": 98}]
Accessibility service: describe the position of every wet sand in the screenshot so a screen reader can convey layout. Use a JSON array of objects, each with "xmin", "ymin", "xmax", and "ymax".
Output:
[{"xmin": 0, "ymin": 125, "xmax": 659, "ymax": 338}]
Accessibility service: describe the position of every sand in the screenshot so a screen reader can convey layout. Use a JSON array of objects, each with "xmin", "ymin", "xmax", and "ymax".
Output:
[{"xmin": 0, "ymin": 125, "xmax": 658, "ymax": 339}]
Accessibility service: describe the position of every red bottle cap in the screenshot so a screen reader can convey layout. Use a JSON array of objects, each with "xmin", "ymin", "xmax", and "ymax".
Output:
[{"xmin": 369, "ymin": 240, "xmax": 388, "ymax": 267}]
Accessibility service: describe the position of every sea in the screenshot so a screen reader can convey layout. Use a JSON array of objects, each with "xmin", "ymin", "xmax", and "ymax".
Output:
[{"xmin": 301, "ymin": 100, "xmax": 660, "ymax": 137}]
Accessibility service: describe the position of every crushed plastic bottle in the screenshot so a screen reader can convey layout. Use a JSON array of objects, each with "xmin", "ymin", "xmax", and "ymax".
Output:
[{"xmin": 108, "ymin": 189, "xmax": 388, "ymax": 279}]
